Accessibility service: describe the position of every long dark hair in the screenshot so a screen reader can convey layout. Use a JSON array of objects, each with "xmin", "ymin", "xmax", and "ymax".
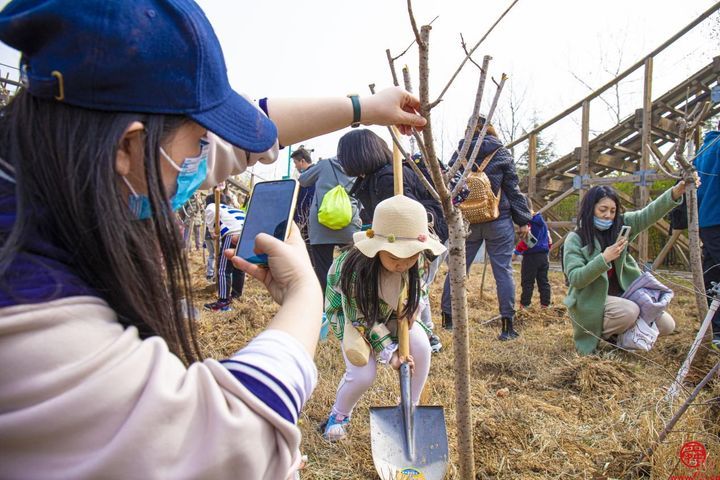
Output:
[
  {"xmin": 337, "ymin": 129, "xmax": 391, "ymax": 177},
  {"xmin": 339, "ymin": 247, "xmax": 420, "ymax": 329},
  {"xmin": 576, "ymin": 185, "xmax": 624, "ymax": 254},
  {"xmin": 0, "ymin": 91, "xmax": 201, "ymax": 363}
]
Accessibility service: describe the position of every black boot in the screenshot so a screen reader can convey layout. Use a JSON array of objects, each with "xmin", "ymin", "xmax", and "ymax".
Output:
[
  {"xmin": 441, "ymin": 311, "xmax": 453, "ymax": 331},
  {"xmin": 498, "ymin": 317, "xmax": 519, "ymax": 341}
]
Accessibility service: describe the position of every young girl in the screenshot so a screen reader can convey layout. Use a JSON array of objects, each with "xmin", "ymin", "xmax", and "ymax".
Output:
[
  {"xmin": 563, "ymin": 182, "xmax": 690, "ymax": 355},
  {"xmin": 322, "ymin": 195, "xmax": 446, "ymax": 440}
]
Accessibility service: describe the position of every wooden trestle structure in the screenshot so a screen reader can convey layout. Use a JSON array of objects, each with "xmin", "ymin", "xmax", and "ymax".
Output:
[{"xmin": 510, "ymin": 2, "xmax": 720, "ymax": 267}]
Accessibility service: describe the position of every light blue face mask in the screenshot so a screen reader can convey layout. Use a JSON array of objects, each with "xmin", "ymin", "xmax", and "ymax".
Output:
[
  {"xmin": 593, "ymin": 216, "xmax": 613, "ymax": 231},
  {"xmin": 123, "ymin": 139, "xmax": 209, "ymax": 219}
]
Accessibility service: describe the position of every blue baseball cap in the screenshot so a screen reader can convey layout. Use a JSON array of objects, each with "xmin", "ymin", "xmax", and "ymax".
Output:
[{"xmin": 0, "ymin": 0, "xmax": 277, "ymax": 153}]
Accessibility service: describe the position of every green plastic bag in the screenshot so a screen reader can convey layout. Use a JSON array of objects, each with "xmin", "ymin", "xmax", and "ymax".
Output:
[{"xmin": 318, "ymin": 184, "xmax": 352, "ymax": 230}]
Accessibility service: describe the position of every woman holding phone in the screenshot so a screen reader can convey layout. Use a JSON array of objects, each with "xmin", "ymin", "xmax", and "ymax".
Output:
[
  {"xmin": 563, "ymin": 183, "xmax": 691, "ymax": 355},
  {"xmin": 0, "ymin": 0, "xmax": 425, "ymax": 478}
]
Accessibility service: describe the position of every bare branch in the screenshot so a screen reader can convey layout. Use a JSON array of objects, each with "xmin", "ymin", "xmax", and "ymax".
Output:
[
  {"xmin": 391, "ymin": 16, "xmax": 439, "ymax": 62},
  {"xmin": 647, "ymin": 142, "xmax": 681, "ymax": 179},
  {"xmin": 417, "ymin": 26, "xmax": 451, "ymax": 200},
  {"xmin": 452, "ymin": 73, "xmax": 507, "ymax": 198},
  {"xmin": 430, "ymin": 0, "xmax": 519, "ymax": 108},
  {"xmin": 385, "ymin": 49, "xmax": 399, "ymax": 87},
  {"xmin": 460, "ymin": 33, "xmax": 483, "ymax": 71},
  {"xmin": 445, "ymin": 56, "xmax": 491, "ymax": 182},
  {"xmin": 402, "ymin": 65, "xmax": 413, "ymax": 93},
  {"xmin": 407, "ymin": 0, "xmax": 424, "ymax": 49},
  {"xmin": 388, "ymin": 126, "xmax": 441, "ymax": 203},
  {"xmin": 570, "ymin": 71, "xmax": 619, "ymax": 120}
]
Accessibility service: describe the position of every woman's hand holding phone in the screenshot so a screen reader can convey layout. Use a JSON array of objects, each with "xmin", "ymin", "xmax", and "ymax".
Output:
[{"xmin": 602, "ymin": 236, "xmax": 628, "ymax": 263}]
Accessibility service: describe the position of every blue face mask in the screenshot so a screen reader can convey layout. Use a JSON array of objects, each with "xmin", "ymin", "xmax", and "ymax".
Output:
[
  {"xmin": 123, "ymin": 139, "xmax": 209, "ymax": 219},
  {"xmin": 593, "ymin": 216, "xmax": 613, "ymax": 231}
]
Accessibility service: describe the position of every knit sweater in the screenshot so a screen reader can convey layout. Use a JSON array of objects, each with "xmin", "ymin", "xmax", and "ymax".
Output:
[{"xmin": 563, "ymin": 188, "xmax": 681, "ymax": 355}]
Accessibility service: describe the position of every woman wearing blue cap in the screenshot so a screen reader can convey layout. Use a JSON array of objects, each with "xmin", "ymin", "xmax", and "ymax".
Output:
[{"xmin": 0, "ymin": 0, "xmax": 426, "ymax": 478}]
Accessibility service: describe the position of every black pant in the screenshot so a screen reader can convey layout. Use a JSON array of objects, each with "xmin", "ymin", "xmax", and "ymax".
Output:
[
  {"xmin": 520, "ymin": 252, "xmax": 551, "ymax": 307},
  {"xmin": 310, "ymin": 243, "xmax": 345, "ymax": 294},
  {"xmin": 700, "ymin": 225, "xmax": 720, "ymax": 338}
]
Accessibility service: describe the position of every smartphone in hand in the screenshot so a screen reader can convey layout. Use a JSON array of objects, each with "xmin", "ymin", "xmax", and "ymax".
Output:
[
  {"xmin": 617, "ymin": 225, "xmax": 631, "ymax": 243},
  {"xmin": 525, "ymin": 231, "xmax": 538, "ymax": 249},
  {"xmin": 235, "ymin": 179, "xmax": 299, "ymax": 266}
]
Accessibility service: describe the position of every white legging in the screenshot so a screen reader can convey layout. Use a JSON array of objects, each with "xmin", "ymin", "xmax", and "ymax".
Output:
[{"xmin": 331, "ymin": 323, "xmax": 432, "ymax": 418}]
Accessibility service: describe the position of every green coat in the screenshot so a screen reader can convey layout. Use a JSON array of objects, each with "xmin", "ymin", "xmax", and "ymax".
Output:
[{"xmin": 563, "ymin": 188, "xmax": 680, "ymax": 355}]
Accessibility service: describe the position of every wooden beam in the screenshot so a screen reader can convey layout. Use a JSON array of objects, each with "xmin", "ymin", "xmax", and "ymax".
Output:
[
  {"xmin": 638, "ymin": 57, "xmax": 653, "ymax": 264},
  {"xmin": 652, "ymin": 230, "xmax": 682, "ymax": 270},
  {"xmin": 536, "ymin": 187, "xmax": 577, "ymax": 215},
  {"xmin": 579, "ymin": 100, "xmax": 590, "ymax": 204},
  {"xmin": 546, "ymin": 221, "xmax": 576, "ymax": 229},
  {"xmin": 592, "ymin": 153, "xmax": 637, "ymax": 173},
  {"xmin": 604, "ymin": 142, "xmax": 640, "ymax": 157},
  {"xmin": 528, "ymin": 133, "xmax": 537, "ymax": 197}
]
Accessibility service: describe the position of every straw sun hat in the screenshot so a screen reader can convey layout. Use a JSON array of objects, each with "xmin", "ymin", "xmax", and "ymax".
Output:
[{"xmin": 353, "ymin": 195, "xmax": 446, "ymax": 258}]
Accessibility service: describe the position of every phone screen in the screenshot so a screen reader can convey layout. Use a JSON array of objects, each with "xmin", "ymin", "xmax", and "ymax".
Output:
[
  {"xmin": 618, "ymin": 225, "xmax": 631, "ymax": 241},
  {"xmin": 235, "ymin": 179, "xmax": 298, "ymax": 265}
]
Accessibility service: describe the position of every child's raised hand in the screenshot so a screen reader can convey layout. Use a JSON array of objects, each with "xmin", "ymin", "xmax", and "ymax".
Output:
[{"xmin": 226, "ymin": 222, "xmax": 320, "ymax": 305}]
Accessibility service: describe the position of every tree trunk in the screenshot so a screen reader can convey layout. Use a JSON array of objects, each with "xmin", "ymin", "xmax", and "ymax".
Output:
[
  {"xmin": 446, "ymin": 208, "xmax": 475, "ymax": 479},
  {"xmin": 686, "ymin": 185, "xmax": 708, "ymax": 320}
]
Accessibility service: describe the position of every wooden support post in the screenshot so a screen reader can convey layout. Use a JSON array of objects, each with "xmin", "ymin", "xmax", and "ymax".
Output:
[
  {"xmin": 536, "ymin": 187, "xmax": 577, "ymax": 216},
  {"xmin": 579, "ymin": 100, "xmax": 590, "ymax": 204},
  {"xmin": 651, "ymin": 229, "xmax": 681, "ymax": 270},
  {"xmin": 528, "ymin": 133, "xmax": 537, "ymax": 198},
  {"xmin": 638, "ymin": 57, "xmax": 653, "ymax": 265}
]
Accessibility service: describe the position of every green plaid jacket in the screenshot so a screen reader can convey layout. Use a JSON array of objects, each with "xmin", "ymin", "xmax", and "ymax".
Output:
[{"xmin": 324, "ymin": 250, "xmax": 430, "ymax": 354}]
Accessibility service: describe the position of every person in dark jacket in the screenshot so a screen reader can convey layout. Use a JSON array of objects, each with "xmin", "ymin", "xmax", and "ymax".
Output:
[
  {"xmin": 338, "ymin": 129, "xmax": 446, "ymax": 352},
  {"xmin": 441, "ymin": 117, "xmax": 532, "ymax": 340},
  {"xmin": 339, "ymin": 129, "xmax": 448, "ymax": 244},
  {"xmin": 514, "ymin": 195, "xmax": 552, "ymax": 309},
  {"xmin": 291, "ymin": 147, "xmax": 315, "ymax": 252}
]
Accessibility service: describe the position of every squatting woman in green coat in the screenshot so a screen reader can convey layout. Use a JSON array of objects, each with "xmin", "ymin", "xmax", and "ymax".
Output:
[{"xmin": 563, "ymin": 182, "xmax": 689, "ymax": 355}]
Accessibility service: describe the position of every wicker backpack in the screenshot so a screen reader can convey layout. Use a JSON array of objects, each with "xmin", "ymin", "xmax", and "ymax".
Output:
[{"xmin": 458, "ymin": 148, "xmax": 501, "ymax": 224}]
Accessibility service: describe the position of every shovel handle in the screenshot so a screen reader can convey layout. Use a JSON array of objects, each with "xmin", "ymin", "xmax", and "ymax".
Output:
[
  {"xmin": 397, "ymin": 314, "xmax": 410, "ymax": 359},
  {"xmin": 391, "ymin": 126, "xmax": 403, "ymax": 196}
]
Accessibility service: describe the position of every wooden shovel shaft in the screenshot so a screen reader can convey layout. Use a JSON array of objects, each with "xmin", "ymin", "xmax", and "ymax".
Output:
[{"xmin": 391, "ymin": 126, "xmax": 403, "ymax": 196}]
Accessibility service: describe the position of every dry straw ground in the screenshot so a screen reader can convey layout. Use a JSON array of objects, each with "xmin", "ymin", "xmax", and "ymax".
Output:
[{"xmin": 189, "ymin": 250, "xmax": 719, "ymax": 479}]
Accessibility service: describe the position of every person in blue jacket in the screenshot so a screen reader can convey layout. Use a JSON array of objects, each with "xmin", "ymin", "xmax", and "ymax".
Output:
[
  {"xmin": 696, "ymin": 120, "xmax": 720, "ymax": 351},
  {"xmin": 514, "ymin": 196, "xmax": 552, "ymax": 313}
]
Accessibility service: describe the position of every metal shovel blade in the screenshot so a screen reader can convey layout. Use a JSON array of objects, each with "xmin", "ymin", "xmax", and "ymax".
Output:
[
  {"xmin": 369, "ymin": 404, "xmax": 448, "ymax": 480},
  {"xmin": 370, "ymin": 364, "xmax": 448, "ymax": 480}
]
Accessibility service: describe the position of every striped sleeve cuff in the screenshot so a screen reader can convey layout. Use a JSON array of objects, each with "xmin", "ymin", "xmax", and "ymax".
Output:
[{"xmin": 220, "ymin": 329, "xmax": 317, "ymax": 424}]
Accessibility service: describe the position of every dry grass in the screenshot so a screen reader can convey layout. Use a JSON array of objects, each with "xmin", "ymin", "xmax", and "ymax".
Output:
[{"xmin": 189, "ymin": 251, "xmax": 719, "ymax": 479}]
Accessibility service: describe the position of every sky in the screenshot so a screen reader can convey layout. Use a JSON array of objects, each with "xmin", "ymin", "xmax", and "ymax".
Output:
[{"xmin": 0, "ymin": 0, "xmax": 718, "ymax": 180}]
